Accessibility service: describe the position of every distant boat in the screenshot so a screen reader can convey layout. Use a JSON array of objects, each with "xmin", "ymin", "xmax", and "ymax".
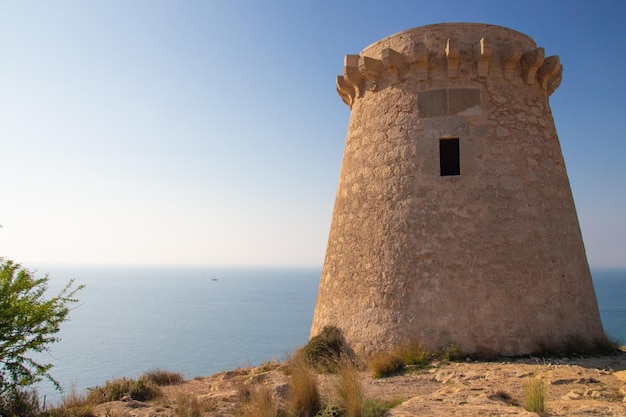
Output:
[{"xmin": 211, "ymin": 278, "xmax": 218, "ymax": 281}]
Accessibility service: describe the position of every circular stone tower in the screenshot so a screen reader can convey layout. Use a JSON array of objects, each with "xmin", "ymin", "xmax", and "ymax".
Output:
[{"xmin": 311, "ymin": 23, "xmax": 605, "ymax": 357}]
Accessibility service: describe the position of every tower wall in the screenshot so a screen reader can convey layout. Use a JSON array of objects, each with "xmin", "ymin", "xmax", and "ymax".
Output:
[{"xmin": 311, "ymin": 23, "xmax": 605, "ymax": 356}]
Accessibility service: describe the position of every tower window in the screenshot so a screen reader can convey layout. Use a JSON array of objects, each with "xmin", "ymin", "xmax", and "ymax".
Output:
[{"xmin": 440, "ymin": 138, "xmax": 460, "ymax": 176}]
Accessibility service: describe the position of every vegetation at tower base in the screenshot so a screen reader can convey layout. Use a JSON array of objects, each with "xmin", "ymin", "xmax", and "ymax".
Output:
[
  {"xmin": 0, "ymin": 257, "xmax": 83, "ymax": 416},
  {"xmin": 300, "ymin": 326, "xmax": 347, "ymax": 373}
]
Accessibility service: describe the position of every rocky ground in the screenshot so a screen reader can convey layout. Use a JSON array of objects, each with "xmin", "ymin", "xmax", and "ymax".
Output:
[{"xmin": 92, "ymin": 351, "xmax": 626, "ymax": 417}]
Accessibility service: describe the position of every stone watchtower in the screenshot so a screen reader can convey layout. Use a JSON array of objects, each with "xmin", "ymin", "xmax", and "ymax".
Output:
[{"xmin": 311, "ymin": 23, "xmax": 605, "ymax": 356}]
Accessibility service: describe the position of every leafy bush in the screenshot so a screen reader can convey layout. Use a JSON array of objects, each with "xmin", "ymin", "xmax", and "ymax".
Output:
[
  {"xmin": 441, "ymin": 343, "xmax": 460, "ymax": 362},
  {"xmin": 0, "ymin": 258, "xmax": 82, "ymax": 394},
  {"xmin": 0, "ymin": 388, "xmax": 42, "ymax": 417},
  {"xmin": 302, "ymin": 326, "xmax": 345, "ymax": 372}
]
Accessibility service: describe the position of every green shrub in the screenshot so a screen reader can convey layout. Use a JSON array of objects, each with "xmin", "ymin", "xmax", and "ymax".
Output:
[
  {"xmin": 0, "ymin": 388, "xmax": 42, "ymax": 417},
  {"xmin": 86, "ymin": 376, "xmax": 162, "ymax": 404},
  {"xmin": 441, "ymin": 343, "xmax": 460, "ymax": 362},
  {"xmin": 302, "ymin": 326, "xmax": 345, "ymax": 372},
  {"xmin": 367, "ymin": 352, "xmax": 404, "ymax": 378},
  {"xmin": 0, "ymin": 258, "xmax": 82, "ymax": 394}
]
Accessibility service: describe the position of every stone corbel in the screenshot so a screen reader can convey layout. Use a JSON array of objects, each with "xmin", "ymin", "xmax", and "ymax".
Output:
[
  {"xmin": 537, "ymin": 55, "xmax": 561, "ymax": 91},
  {"xmin": 358, "ymin": 56, "xmax": 383, "ymax": 91},
  {"xmin": 521, "ymin": 47, "xmax": 545, "ymax": 85},
  {"xmin": 382, "ymin": 48, "xmax": 406, "ymax": 71},
  {"xmin": 445, "ymin": 38, "xmax": 460, "ymax": 78},
  {"xmin": 409, "ymin": 42, "xmax": 429, "ymax": 81},
  {"xmin": 336, "ymin": 75, "xmax": 356, "ymax": 107},
  {"xmin": 547, "ymin": 64, "xmax": 563, "ymax": 96},
  {"xmin": 502, "ymin": 47, "xmax": 522, "ymax": 80},
  {"xmin": 382, "ymin": 48, "xmax": 406, "ymax": 84},
  {"xmin": 474, "ymin": 38, "xmax": 492, "ymax": 77},
  {"xmin": 343, "ymin": 54, "xmax": 364, "ymax": 96}
]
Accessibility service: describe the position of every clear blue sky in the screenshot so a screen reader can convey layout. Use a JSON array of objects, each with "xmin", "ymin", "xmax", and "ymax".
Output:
[{"xmin": 1, "ymin": 1, "xmax": 624, "ymax": 268}]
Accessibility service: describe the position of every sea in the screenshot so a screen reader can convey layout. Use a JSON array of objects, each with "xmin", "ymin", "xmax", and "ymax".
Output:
[{"xmin": 29, "ymin": 266, "xmax": 625, "ymax": 404}]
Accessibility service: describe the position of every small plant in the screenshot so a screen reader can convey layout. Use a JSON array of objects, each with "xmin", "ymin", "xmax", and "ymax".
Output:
[
  {"xmin": 302, "ymin": 326, "xmax": 345, "ymax": 372},
  {"xmin": 86, "ymin": 376, "xmax": 162, "ymax": 404},
  {"xmin": 367, "ymin": 352, "xmax": 404, "ymax": 378},
  {"xmin": 441, "ymin": 343, "xmax": 460, "ymax": 362},
  {"xmin": 395, "ymin": 342, "xmax": 432, "ymax": 367},
  {"xmin": 336, "ymin": 362, "xmax": 363, "ymax": 417},
  {"xmin": 237, "ymin": 384, "xmax": 281, "ymax": 417},
  {"xmin": 142, "ymin": 369, "xmax": 184, "ymax": 386},
  {"xmin": 258, "ymin": 358, "xmax": 281, "ymax": 373},
  {"xmin": 523, "ymin": 376, "xmax": 546, "ymax": 414},
  {"xmin": 0, "ymin": 388, "xmax": 43, "ymax": 417},
  {"xmin": 287, "ymin": 358, "xmax": 321, "ymax": 417},
  {"xmin": 535, "ymin": 334, "xmax": 622, "ymax": 357},
  {"xmin": 47, "ymin": 385, "xmax": 96, "ymax": 417},
  {"xmin": 314, "ymin": 405, "xmax": 342, "ymax": 417},
  {"xmin": 363, "ymin": 398, "xmax": 402, "ymax": 417},
  {"xmin": 175, "ymin": 393, "xmax": 216, "ymax": 417}
]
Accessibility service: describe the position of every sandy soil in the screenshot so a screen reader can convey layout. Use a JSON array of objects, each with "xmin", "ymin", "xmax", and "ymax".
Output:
[{"xmin": 92, "ymin": 351, "xmax": 626, "ymax": 417}]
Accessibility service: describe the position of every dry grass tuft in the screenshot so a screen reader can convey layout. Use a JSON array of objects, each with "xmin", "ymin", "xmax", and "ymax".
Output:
[
  {"xmin": 286, "ymin": 357, "xmax": 321, "ymax": 417},
  {"xmin": 367, "ymin": 352, "xmax": 404, "ymax": 379},
  {"xmin": 175, "ymin": 393, "xmax": 216, "ymax": 417},
  {"xmin": 237, "ymin": 384, "xmax": 282, "ymax": 417},
  {"xmin": 47, "ymin": 385, "xmax": 96, "ymax": 417},
  {"xmin": 394, "ymin": 342, "xmax": 432, "ymax": 367},
  {"xmin": 336, "ymin": 362, "xmax": 363, "ymax": 417},
  {"xmin": 523, "ymin": 376, "xmax": 546, "ymax": 414},
  {"xmin": 86, "ymin": 376, "xmax": 162, "ymax": 404},
  {"xmin": 143, "ymin": 369, "xmax": 185, "ymax": 386}
]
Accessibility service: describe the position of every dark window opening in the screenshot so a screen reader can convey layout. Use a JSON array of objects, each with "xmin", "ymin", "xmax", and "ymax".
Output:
[{"xmin": 440, "ymin": 138, "xmax": 460, "ymax": 176}]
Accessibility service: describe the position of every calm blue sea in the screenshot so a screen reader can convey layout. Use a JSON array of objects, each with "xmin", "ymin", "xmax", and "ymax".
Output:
[{"xmin": 31, "ymin": 266, "xmax": 625, "ymax": 404}]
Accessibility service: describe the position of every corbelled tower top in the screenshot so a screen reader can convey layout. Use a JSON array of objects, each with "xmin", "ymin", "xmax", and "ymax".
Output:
[{"xmin": 337, "ymin": 23, "xmax": 562, "ymax": 109}]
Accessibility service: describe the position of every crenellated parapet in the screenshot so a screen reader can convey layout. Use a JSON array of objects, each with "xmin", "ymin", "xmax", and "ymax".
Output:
[{"xmin": 336, "ymin": 25, "xmax": 563, "ymax": 108}]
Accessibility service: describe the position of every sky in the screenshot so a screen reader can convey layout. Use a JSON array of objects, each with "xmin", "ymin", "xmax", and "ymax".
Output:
[{"xmin": 0, "ymin": 1, "xmax": 624, "ymax": 268}]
